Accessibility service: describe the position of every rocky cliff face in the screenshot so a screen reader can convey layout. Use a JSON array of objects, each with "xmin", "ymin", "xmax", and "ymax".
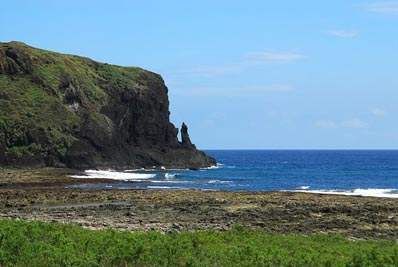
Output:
[{"xmin": 0, "ymin": 41, "xmax": 216, "ymax": 169}]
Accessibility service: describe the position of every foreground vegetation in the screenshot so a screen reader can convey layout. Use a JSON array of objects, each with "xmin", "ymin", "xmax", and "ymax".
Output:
[{"xmin": 0, "ymin": 220, "xmax": 397, "ymax": 266}]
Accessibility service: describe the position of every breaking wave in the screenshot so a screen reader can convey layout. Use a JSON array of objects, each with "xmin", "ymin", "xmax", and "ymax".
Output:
[
  {"xmin": 71, "ymin": 170, "xmax": 156, "ymax": 181},
  {"xmin": 147, "ymin": 186, "xmax": 182, "ymax": 189},
  {"xmin": 207, "ymin": 180, "xmax": 233, "ymax": 184},
  {"xmin": 149, "ymin": 180, "xmax": 192, "ymax": 184},
  {"xmin": 165, "ymin": 173, "xmax": 177, "ymax": 179},
  {"xmin": 200, "ymin": 163, "xmax": 224, "ymax": 170},
  {"xmin": 297, "ymin": 185, "xmax": 310, "ymax": 190},
  {"xmin": 291, "ymin": 188, "xmax": 398, "ymax": 198}
]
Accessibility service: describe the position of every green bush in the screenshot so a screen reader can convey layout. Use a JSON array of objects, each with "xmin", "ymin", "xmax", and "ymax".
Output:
[
  {"xmin": 0, "ymin": 219, "xmax": 397, "ymax": 266},
  {"xmin": 5, "ymin": 143, "xmax": 42, "ymax": 159}
]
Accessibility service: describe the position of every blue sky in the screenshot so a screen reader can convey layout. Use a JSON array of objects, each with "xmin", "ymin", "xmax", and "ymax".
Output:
[{"xmin": 1, "ymin": 1, "xmax": 398, "ymax": 149}]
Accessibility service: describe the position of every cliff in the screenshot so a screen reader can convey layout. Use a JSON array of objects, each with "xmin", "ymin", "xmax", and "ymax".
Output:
[{"xmin": 0, "ymin": 41, "xmax": 216, "ymax": 169}]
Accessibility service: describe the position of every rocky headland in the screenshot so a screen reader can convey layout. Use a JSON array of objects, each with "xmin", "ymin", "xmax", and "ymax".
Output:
[{"xmin": 0, "ymin": 41, "xmax": 215, "ymax": 169}]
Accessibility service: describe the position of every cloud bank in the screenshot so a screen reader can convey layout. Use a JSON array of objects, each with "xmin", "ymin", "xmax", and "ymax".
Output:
[
  {"xmin": 363, "ymin": 1, "xmax": 398, "ymax": 14},
  {"xmin": 315, "ymin": 118, "xmax": 369, "ymax": 129},
  {"xmin": 327, "ymin": 30, "xmax": 359, "ymax": 38},
  {"xmin": 245, "ymin": 51, "xmax": 306, "ymax": 63}
]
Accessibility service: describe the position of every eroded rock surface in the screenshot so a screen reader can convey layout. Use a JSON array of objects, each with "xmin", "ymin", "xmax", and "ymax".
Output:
[{"xmin": 1, "ymin": 169, "xmax": 396, "ymax": 240}]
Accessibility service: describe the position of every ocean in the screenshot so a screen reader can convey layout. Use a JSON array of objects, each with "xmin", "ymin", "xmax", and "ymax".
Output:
[{"xmin": 71, "ymin": 150, "xmax": 398, "ymax": 198}]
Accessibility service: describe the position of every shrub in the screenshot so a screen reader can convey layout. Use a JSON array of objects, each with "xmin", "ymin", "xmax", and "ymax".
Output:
[{"xmin": 0, "ymin": 220, "xmax": 397, "ymax": 266}]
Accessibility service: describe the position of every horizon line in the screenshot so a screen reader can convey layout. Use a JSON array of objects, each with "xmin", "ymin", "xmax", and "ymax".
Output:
[{"xmin": 201, "ymin": 148, "xmax": 398, "ymax": 151}]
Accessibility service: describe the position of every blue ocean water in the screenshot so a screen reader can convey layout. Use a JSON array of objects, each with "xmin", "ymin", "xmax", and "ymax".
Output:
[{"xmin": 72, "ymin": 150, "xmax": 398, "ymax": 198}]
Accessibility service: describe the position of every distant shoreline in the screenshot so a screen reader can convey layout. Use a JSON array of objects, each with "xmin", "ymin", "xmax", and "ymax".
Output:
[{"xmin": 204, "ymin": 149, "xmax": 398, "ymax": 151}]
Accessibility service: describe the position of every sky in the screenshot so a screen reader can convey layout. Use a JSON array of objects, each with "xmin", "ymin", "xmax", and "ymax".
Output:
[{"xmin": 1, "ymin": 1, "xmax": 398, "ymax": 149}]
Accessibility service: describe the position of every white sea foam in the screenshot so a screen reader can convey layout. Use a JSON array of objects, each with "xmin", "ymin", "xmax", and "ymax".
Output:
[
  {"xmin": 71, "ymin": 170, "xmax": 156, "ymax": 181},
  {"xmin": 147, "ymin": 186, "xmax": 181, "ymax": 189},
  {"xmin": 297, "ymin": 185, "xmax": 310, "ymax": 190},
  {"xmin": 207, "ymin": 180, "xmax": 233, "ymax": 184},
  {"xmin": 291, "ymin": 188, "xmax": 398, "ymax": 198},
  {"xmin": 125, "ymin": 167, "xmax": 190, "ymax": 172},
  {"xmin": 201, "ymin": 163, "xmax": 224, "ymax": 170},
  {"xmin": 125, "ymin": 168, "xmax": 158, "ymax": 172},
  {"xmin": 124, "ymin": 164, "xmax": 223, "ymax": 172},
  {"xmin": 150, "ymin": 180, "xmax": 191, "ymax": 184},
  {"xmin": 165, "ymin": 173, "xmax": 177, "ymax": 179}
]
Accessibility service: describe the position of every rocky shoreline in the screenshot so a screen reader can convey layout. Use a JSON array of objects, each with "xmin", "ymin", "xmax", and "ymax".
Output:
[{"xmin": 0, "ymin": 168, "xmax": 397, "ymax": 240}]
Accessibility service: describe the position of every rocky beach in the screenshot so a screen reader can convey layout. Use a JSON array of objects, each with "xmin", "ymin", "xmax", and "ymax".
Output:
[{"xmin": 1, "ymin": 168, "xmax": 397, "ymax": 240}]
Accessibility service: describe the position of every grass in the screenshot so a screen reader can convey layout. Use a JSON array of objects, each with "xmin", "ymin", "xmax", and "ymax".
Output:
[
  {"xmin": 0, "ymin": 220, "xmax": 397, "ymax": 266},
  {"xmin": 0, "ymin": 41, "xmax": 142, "ymax": 163}
]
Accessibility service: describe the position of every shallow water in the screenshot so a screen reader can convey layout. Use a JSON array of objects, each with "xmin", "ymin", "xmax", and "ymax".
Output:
[{"xmin": 71, "ymin": 150, "xmax": 398, "ymax": 198}]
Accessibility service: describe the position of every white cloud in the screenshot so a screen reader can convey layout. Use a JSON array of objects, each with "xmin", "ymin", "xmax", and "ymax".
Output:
[
  {"xmin": 167, "ymin": 50, "xmax": 306, "ymax": 78},
  {"xmin": 315, "ymin": 118, "xmax": 369, "ymax": 129},
  {"xmin": 169, "ymin": 64, "xmax": 243, "ymax": 78},
  {"xmin": 245, "ymin": 51, "xmax": 306, "ymax": 63},
  {"xmin": 363, "ymin": 1, "xmax": 398, "ymax": 14},
  {"xmin": 240, "ymin": 84, "xmax": 295, "ymax": 93},
  {"xmin": 175, "ymin": 84, "xmax": 295, "ymax": 97},
  {"xmin": 341, "ymin": 118, "xmax": 369, "ymax": 129},
  {"xmin": 315, "ymin": 120, "xmax": 338, "ymax": 129},
  {"xmin": 327, "ymin": 30, "xmax": 358, "ymax": 38},
  {"xmin": 371, "ymin": 108, "xmax": 387, "ymax": 117}
]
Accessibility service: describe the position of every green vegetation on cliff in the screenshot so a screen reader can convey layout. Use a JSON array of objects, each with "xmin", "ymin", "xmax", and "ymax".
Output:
[
  {"xmin": 0, "ymin": 41, "xmax": 215, "ymax": 168},
  {"xmin": 0, "ymin": 220, "xmax": 397, "ymax": 266},
  {"xmin": 0, "ymin": 42, "xmax": 142, "ymax": 165}
]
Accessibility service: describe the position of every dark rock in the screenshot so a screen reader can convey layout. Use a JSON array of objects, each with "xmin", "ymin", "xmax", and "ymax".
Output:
[
  {"xmin": 0, "ymin": 42, "xmax": 33, "ymax": 75},
  {"xmin": 180, "ymin": 122, "xmax": 196, "ymax": 149}
]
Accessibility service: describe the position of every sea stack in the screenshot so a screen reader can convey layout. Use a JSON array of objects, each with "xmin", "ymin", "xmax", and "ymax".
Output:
[
  {"xmin": 180, "ymin": 122, "xmax": 196, "ymax": 149},
  {"xmin": 0, "ymin": 41, "xmax": 216, "ymax": 169}
]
